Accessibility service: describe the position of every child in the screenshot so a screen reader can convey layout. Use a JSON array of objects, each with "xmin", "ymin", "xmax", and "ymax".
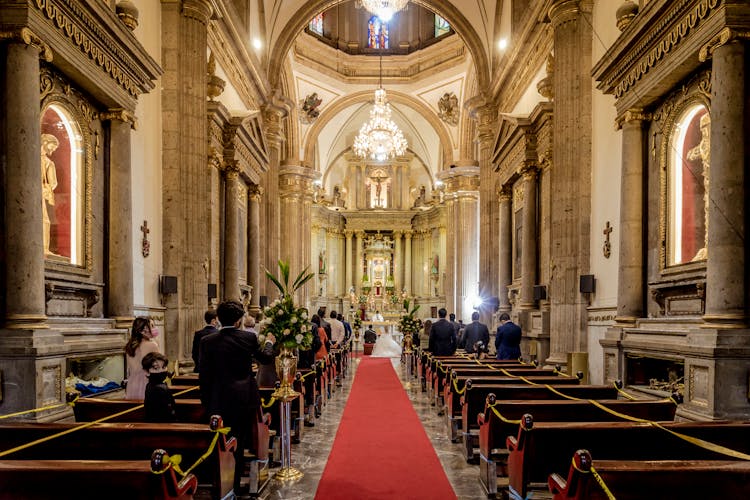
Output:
[{"xmin": 142, "ymin": 352, "xmax": 177, "ymax": 422}]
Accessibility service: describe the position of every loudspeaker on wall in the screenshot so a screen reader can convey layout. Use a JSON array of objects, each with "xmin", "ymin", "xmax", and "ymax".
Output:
[
  {"xmin": 259, "ymin": 295, "xmax": 268, "ymax": 308},
  {"xmin": 207, "ymin": 283, "xmax": 217, "ymax": 300},
  {"xmin": 579, "ymin": 275, "xmax": 595, "ymax": 294},
  {"xmin": 159, "ymin": 275, "xmax": 178, "ymax": 294},
  {"xmin": 533, "ymin": 285, "xmax": 547, "ymax": 301}
]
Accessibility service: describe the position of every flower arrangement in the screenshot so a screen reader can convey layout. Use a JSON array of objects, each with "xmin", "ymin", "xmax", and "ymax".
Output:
[
  {"xmin": 398, "ymin": 299, "xmax": 422, "ymax": 336},
  {"xmin": 259, "ymin": 260, "xmax": 315, "ymax": 350},
  {"xmin": 353, "ymin": 316, "xmax": 362, "ymax": 330}
]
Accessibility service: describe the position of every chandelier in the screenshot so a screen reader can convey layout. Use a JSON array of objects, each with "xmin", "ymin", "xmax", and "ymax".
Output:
[
  {"xmin": 358, "ymin": 0, "xmax": 409, "ymax": 22},
  {"xmin": 353, "ymin": 57, "xmax": 408, "ymax": 162}
]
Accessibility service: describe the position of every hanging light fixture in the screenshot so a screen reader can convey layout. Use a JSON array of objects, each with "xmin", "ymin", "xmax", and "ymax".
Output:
[
  {"xmin": 358, "ymin": 0, "xmax": 409, "ymax": 22},
  {"xmin": 353, "ymin": 54, "xmax": 408, "ymax": 162}
]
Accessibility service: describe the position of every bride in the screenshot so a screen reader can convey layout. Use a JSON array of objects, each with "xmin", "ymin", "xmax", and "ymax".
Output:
[{"xmin": 370, "ymin": 331, "xmax": 402, "ymax": 358}]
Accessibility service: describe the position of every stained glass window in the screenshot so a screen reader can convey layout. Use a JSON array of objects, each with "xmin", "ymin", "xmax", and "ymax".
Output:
[
  {"xmin": 435, "ymin": 15, "xmax": 450, "ymax": 37},
  {"xmin": 367, "ymin": 16, "xmax": 389, "ymax": 49},
  {"xmin": 309, "ymin": 13, "xmax": 323, "ymax": 35}
]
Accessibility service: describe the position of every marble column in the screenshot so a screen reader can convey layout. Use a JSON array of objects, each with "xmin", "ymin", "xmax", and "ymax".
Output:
[
  {"xmin": 161, "ymin": 0, "xmax": 213, "ymax": 364},
  {"xmin": 326, "ymin": 229, "xmax": 336, "ymax": 298},
  {"xmin": 520, "ymin": 167, "xmax": 538, "ymax": 309},
  {"xmin": 248, "ymin": 185, "xmax": 262, "ymax": 314},
  {"xmin": 223, "ymin": 165, "xmax": 241, "ymax": 300},
  {"xmin": 498, "ymin": 187, "xmax": 513, "ymax": 313},
  {"xmin": 355, "ymin": 231, "xmax": 364, "ymax": 292},
  {"xmin": 279, "ymin": 164, "xmax": 316, "ymax": 304},
  {"xmin": 2, "ymin": 34, "xmax": 50, "ymax": 328},
  {"xmin": 345, "ymin": 230, "xmax": 353, "ymax": 291},
  {"xmin": 103, "ymin": 109, "xmax": 137, "ymax": 325},
  {"xmin": 615, "ymin": 110, "xmax": 647, "ymax": 324},
  {"xmin": 704, "ymin": 40, "xmax": 747, "ymax": 326},
  {"xmin": 404, "ymin": 231, "xmax": 413, "ymax": 295},
  {"xmin": 547, "ymin": 0, "xmax": 593, "ymax": 364},
  {"xmin": 444, "ymin": 194, "xmax": 457, "ymax": 312},
  {"xmin": 393, "ymin": 231, "xmax": 403, "ymax": 291}
]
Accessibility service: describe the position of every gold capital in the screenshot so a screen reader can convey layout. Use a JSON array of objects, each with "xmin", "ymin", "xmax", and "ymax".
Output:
[
  {"xmin": 0, "ymin": 27, "xmax": 53, "ymax": 62},
  {"xmin": 100, "ymin": 108, "xmax": 138, "ymax": 130},
  {"xmin": 699, "ymin": 27, "xmax": 750, "ymax": 62}
]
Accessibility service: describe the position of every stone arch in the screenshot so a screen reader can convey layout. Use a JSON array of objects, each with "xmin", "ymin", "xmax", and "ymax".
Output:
[
  {"xmin": 268, "ymin": 0, "xmax": 490, "ymax": 92},
  {"xmin": 302, "ymin": 89, "xmax": 454, "ymax": 170}
]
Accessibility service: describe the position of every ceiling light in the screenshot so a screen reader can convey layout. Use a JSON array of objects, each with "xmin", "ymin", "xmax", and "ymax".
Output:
[
  {"xmin": 498, "ymin": 38, "xmax": 508, "ymax": 51},
  {"xmin": 358, "ymin": 0, "xmax": 409, "ymax": 22},
  {"xmin": 252, "ymin": 38, "xmax": 262, "ymax": 50}
]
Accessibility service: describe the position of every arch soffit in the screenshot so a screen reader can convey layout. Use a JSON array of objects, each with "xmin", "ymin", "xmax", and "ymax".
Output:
[
  {"xmin": 268, "ymin": 0, "xmax": 490, "ymax": 92},
  {"xmin": 303, "ymin": 89, "xmax": 454, "ymax": 170}
]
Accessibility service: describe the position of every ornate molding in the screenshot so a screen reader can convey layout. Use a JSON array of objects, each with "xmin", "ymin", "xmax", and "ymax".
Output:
[
  {"xmin": 100, "ymin": 108, "xmax": 138, "ymax": 130},
  {"xmin": 548, "ymin": 0, "xmax": 581, "ymax": 28},
  {"xmin": 616, "ymin": 107, "xmax": 652, "ymax": 129},
  {"xmin": 699, "ymin": 27, "xmax": 750, "ymax": 62},
  {"xmin": 0, "ymin": 27, "xmax": 53, "ymax": 62}
]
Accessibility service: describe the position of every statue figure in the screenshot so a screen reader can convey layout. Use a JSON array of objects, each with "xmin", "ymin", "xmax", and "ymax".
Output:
[
  {"xmin": 686, "ymin": 113, "xmax": 710, "ymax": 261},
  {"xmin": 41, "ymin": 133, "xmax": 60, "ymax": 255},
  {"xmin": 299, "ymin": 92, "xmax": 323, "ymax": 124},
  {"xmin": 319, "ymin": 249, "xmax": 327, "ymax": 275},
  {"xmin": 438, "ymin": 92, "xmax": 459, "ymax": 125}
]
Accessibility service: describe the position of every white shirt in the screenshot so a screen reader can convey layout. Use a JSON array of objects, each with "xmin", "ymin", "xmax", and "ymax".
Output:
[
  {"xmin": 329, "ymin": 317, "xmax": 346, "ymax": 345},
  {"xmin": 373, "ymin": 312, "xmax": 384, "ymax": 321}
]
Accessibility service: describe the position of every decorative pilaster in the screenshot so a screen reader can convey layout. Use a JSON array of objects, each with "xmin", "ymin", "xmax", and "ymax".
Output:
[
  {"xmin": 223, "ymin": 164, "xmax": 241, "ymax": 300},
  {"xmin": 615, "ymin": 109, "xmax": 647, "ymax": 324},
  {"xmin": 404, "ymin": 231, "xmax": 413, "ymax": 295},
  {"xmin": 345, "ymin": 230, "xmax": 353, "ymax": 292},
  {"xmin": 547, "ymin": 0, "xmax": 593, "ymax": 364},
  {"xmin": 161, "ymin": 0, "xmax": 213, "ymax": 365},
  {"xmin": 248, "ymin": 184, "xmax": 263, "ymax": 314},
  {"xmin": 703, "ymin": 38, "xmax": 747, "ymax": 327},
  {"xmin": 393, "ymin": 231, "xmax": 403, "ymax": 291},
  {"xmin": 2, "ymin": 31, "xmax": 51, "ymax": 328},
  {"xmin": 355, "ymin": 231, "xmax": 365, "ymax": 293},
  {"xmin": 498, "ymin": 187, "xmax": 513, "ymax": 313},
  {"xmin": 520, "ymin": 167, "xmax": 538, "ymax": 309},
  {"xmin": 101, "ymin": 108, "xmax": 138, "ymax": 326}
]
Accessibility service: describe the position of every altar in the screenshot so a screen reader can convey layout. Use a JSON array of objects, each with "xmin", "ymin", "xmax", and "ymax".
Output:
[{"xmin": 368, "ymin": 320, "xmax": 403, "ymax": 344}]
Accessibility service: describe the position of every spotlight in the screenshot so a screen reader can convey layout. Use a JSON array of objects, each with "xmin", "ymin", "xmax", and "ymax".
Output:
[
  {"xmin": 498, "ymin": 38, "xmax": 508, "ymax": 51},
  {"xmin": 252, "ymin": 38, "xmax": 262, "ymax": 50},
  {"xmin": 470, "ymin": 295, "xmax": 483, "ymax": 310}
]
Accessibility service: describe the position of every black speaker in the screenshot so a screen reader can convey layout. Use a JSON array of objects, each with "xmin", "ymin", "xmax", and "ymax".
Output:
[
  {"xmin": 579, "ymin": 275, "xmax": 595, "ymax": 294},
  {"xmin": 159, "ymin": 275, "xmax": 178, "ymax": 294},
  {"xmin": 533, "ymin": 285, "xmax": 547, "ymax": 301},
  {"xmin": 207, "ymin": 283, "xmax": 218, "ymax": 300},
  {"xmin": 259, "ymin": 295, "xmax": 268, "ymax": 308}
]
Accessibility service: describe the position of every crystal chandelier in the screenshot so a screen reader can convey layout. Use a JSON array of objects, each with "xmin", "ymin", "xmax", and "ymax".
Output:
[
  {"xmin": 353, "ymin": 57, "xmax": 408, "ymax": 162},
  {"xmin": 358, "ymin": 0, "xmax": 409, "ymax": 22}
]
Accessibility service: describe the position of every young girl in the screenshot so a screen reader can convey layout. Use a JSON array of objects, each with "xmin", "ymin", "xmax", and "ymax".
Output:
[
  {"xmin": 124, "ymin": 317, "xmax": 159, "ymax": 399},
  {"xmin": 142, "ymin": 352, "xmax": 176, "ymax": 422}
]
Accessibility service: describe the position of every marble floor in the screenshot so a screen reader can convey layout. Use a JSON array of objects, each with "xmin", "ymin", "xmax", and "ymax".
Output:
[{"xmin": 258, "ymin": 355, "xmax": 487, "ymax": 499}]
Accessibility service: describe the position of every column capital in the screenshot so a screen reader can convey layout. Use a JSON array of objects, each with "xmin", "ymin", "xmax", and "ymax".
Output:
[
  {"xmin": 208, "ymin": 147, "xmax": 224, "ymax": 170},
  {"xmin": 616, "ymin": 108, "xmax": 651, "ymax": 129},
  {"xmin": 182, "ymin": 0, "xmax": 214, "ymax": 23},
  {"xmin": 497, "ymin": 185, "xmax": 513, "ymax": 202},
  {"xmin": 0, "ymin": 27, "xmax": 53, "ymax": 62},
  {"xmin": 248, "ymin": 184, "xmax": 264, "ymax": 201},
  {"xmin": 699, "ymin": 27, "xmax": 750, "ymax": 62},
  {"xmin": 101, "ymin": 108, "xmax": 138, "ymax": 130},
  {"xmin": 404, "ymin": 230, "xmax": 414, "ymax": 240},
  {"xmin": 521, "ymin": 164, "xmax": 539, "ymax": 181},
  {"xmin": 344, "ymin": 229, "xmax": 354, "ymax": 237},
  {"xmin": 548, "ymin": 0, "xmax": 581, "ymax": 28},
  {"xmin": 355, "ymin": 230, "xmax": 366, "ymax": 238}
]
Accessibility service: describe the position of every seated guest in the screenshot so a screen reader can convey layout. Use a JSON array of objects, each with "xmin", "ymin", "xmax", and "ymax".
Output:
[
  {"xmin": 191, "ymin": 309, "xmax": 219, "ymax": 373},
  {"xmin": 312, "ymin": 314, "xmax": 329, "ymax": 361},
  {"xmin": 363, "ymin": 325, "xmax": 377, "ymax": 344},
  {"xmin": 142, "ymin": 352, "xmax": 176, "ymax": 423}
]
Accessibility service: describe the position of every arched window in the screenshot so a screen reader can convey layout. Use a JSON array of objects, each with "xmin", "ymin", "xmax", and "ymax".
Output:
[
  {"xmin": 667, "ymin": 104, "xmax": 709, "ymax": 266},
  {"xmin": 367, "ymin": 16, "xmax": 389, "ymax": 49},
  {"xmin": 435, "ymin": 15, "xmax": 450, "ymax": 37},
  {"xmin": 309, "ymin": 13, "xmax": 323, "ymax": 35},
  {"xmin": 41, "ymin": 104, "xmax": 86, "ymax": 266}
]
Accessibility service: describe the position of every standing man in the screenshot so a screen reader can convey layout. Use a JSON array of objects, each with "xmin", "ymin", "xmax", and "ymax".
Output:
[
  {"xmin": 199, "ymin": 300, "xmax": 275, "ymax": 496},
  {"xmin": 191, "ymin": 309, "xmax": 219, "ymax": 373},
  {"xmin": 462, "ymin": 311, "xmax": 490, "ymax": 354},
  {"xmin": 428, "ymin": 308, "xmax": 457, "ymax": 356},
  {"xmin": 338, "ymin": 313, "xmax": 352, "ymax": 342},
  {"xmin": 495, "ymin": 313, "xmax": 522, "ymax": 360}
]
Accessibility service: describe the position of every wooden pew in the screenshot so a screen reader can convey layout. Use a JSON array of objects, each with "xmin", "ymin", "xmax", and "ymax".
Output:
[
  {"xmin": 461, "ymin": 385, "xmax": 619, "ymax": 463},
  {"xmin": 421, "ymin": 355, "xmax": 525, "ymax": 397},
  {"xmin": 443, "ymin": 374, "xmax": 581, "ymax": 442},
  {"xmin": 0, "ymin": 449, "xmax": 197, "ymax": 500},
  {"xmin": 433, "ymin": 366, "xmax": 555, "ymax": 407},
  {"xmin": 0, "ymin": 417, "xmax": 234, "ymax": 500},
  {"xmin": 478, "ymin": 400, "xmax": 678, "ymax": 498},
  {"xmin": 72, "ymin": 399, "xmax": 271, "ymax": 497},
  {"xmin": 549, "ymin": 450, "xmax": 750, "ymax": 500},
  {"xmin": 507, "ymin": 419, "xmax": 750, "ymax": 499}
]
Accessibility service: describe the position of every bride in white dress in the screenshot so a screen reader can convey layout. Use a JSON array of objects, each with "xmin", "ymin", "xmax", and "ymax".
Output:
[{"xmin": 370, "ymin": 331, "xmax": 402, "ymax": 358}]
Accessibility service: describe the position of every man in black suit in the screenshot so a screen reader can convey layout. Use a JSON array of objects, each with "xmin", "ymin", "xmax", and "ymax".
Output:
[
  {"xmin": 199, "ymin": 300, "xmax": 276, "ymax": 496},
  {"xmin": 462, "ymin": 311, "xmax": 490, "ymax": 354},
  {"xmin": 191, "ymin": 309, "xmax": 219, "ymax": 373},
  {"xmin": 495, "ymin": 312, "xmax": 522, "ymax": 360},
  {"xmin": 428, "ymin": 308, "xmax": 457, "ymax": 356}
]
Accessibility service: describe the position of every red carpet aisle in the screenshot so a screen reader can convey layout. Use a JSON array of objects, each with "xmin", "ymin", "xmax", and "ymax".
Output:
[{"xmin": 314, "ymin": 358, "xmax": 457, "ymax": 500}]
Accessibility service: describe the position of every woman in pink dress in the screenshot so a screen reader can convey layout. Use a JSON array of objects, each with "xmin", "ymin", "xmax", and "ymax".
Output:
[{"xmin": 124, "ymin": 316, "xmax": 160, "ymax": 400}]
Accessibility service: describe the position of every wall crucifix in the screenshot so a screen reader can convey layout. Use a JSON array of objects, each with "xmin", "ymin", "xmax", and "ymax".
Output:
[
  {"xmin": 141, "ymin": 220, "xmax": 151, "ymax": 258},
  {"xmin": 602, "ymin": 221, "xmax": 612, "ymax": 259}
]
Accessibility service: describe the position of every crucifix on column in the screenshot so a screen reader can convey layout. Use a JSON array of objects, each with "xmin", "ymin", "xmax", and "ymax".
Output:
[
  {"xmin": 141, "ymin": 220, "xmax": 151, "ymax": 258},
  {"xmin": 602, "ymin": 221, "xmax": 612, "ymax": 259}
]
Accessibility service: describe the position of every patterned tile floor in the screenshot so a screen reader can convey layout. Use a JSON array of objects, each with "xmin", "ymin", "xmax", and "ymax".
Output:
[{"xmin": 258, "ymin": 356, "xmax": 487, "ymax": 499}]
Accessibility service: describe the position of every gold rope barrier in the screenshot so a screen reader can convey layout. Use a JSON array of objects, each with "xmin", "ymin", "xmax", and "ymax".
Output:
[
  {"xmin": 486, "ymin": 402, "xmax": 521, "ymax": 425},
  {"xmin": 571, "ymin": 456, "xmax": 617, "ymax": 500},
  {"xmin": 261, "ymin": 397, "xmax": 277, "ymax": 408},
  {"xmin": 451, "ymin": 377, "xmax": 466, "ymax": 395}
]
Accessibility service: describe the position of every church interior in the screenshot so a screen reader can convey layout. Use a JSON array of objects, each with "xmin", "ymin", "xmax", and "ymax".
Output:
[{"xmin": 1, "ymin": 0, "xmax": 750, "ymax": 498}]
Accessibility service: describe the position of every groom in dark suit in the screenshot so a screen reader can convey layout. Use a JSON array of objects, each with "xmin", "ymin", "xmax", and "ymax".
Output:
[
  {"xmin": 428, "ymin": 308, "xmax": 457, "ymax": 356},
  {"xmin": 191, "ymin": 309, "xmax": 219, "ymax": 373},
  {"xmin": 199, "ymin": 300, "xmax": 276, "ymax": 496}
]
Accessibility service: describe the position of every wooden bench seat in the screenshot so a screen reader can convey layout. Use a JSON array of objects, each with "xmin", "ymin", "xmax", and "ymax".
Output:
[
  {"xmin": 0, "ymin": 450, "xmax": 196, "ymax": 500},
  {"xmin": 443, "ymin": 375, "xmax": 580, "ymax": 442},
  {"xmin": 507, "ymin": 418, "xmax": 750, "ymax": 499},
  {"xmin": 0, "ymin": 417, "xmax": 234, "ymax": 500},
  {"xmin": 432, "ymin": 367, "xmax": 556, "ymax": 406},
  {"xmin": 549, "ymin": 450, "xmax": 750, "ymax": 500},
  {"xmin": 477, "ymin": 398, "xmax": 677, "ymax": 497}
]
